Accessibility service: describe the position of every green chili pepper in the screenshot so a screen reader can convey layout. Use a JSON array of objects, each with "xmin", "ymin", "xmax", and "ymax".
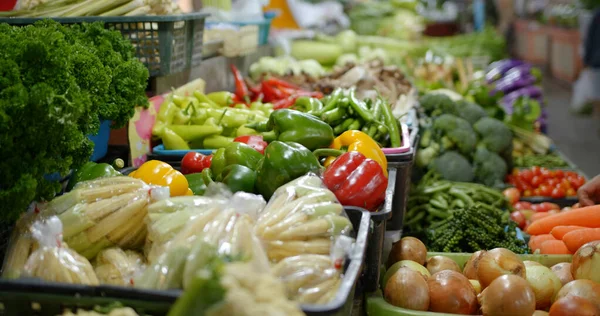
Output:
[
  {"xmin": 194, "ymin": 91, "xmax": 219, "ymax": 108},
  {"xmin": 163, "ymin": 128, "xmax": 190, "ymax": 150},
  {"xmin": 206, "ymin": 91, "xmax": 234, "ymax": 107},
  {"xmin": 169, "ymin": 125, "xmax": 223, "ymax": 142},
  {"xmin": 203, "ymin": 135, "xmax": 234, "ymax": 150}
]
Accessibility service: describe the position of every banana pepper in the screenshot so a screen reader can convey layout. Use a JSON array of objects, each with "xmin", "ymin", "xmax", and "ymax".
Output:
[
  {"xmin": 129, "ymin": 160, "xmax": 192, "ymax": 196},
  {"xmin": 314, "ymin": 130, "xmax": 387, "ymax": 177}
]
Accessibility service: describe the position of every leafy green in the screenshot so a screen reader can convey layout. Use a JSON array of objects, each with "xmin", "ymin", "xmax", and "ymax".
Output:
[
  {"xmin": 0, "ymin": 20, "xmax": 148, "ymax": 222},
  {"xmin": 504, "ymin": 97, "xmax": 542, "ymax": 131}
]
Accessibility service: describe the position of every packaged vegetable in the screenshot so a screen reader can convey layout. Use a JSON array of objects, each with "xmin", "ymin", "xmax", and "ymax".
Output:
[
  {"xmin": 255, "ymin": 174, "xmax": 353, "ymax": 262},
  {"xmin": 45, "ymin": 177, "xmax": 169, "ymax": 259},
  {"xmin": 23, "ymin": 216, "xmax": 99, "ymax": 285},
  {"xmin": 1, "ymin": 208, "xmax": 41, "ymax": 279},
  {"xmin": 94, "ymin": 248, "xmax": 146, "ymax": 287},
  {"xmin": 136, "ymin": 188, "xmax": 270, "ymax": 290}
]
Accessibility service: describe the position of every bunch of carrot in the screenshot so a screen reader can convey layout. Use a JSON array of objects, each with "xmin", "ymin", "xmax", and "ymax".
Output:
[{"xmin": 527, "ymin": 204, "xmax": 600, "ymax": 255}]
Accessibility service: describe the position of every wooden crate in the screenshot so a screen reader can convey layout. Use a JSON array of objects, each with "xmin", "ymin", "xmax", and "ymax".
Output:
[
  {"xmin": 550, "ymin": 27, "xmax": 583, "ymax": 82},
  {"xmin": 514, "ymin": 19, "xmax": 551, "ymax": 66}
]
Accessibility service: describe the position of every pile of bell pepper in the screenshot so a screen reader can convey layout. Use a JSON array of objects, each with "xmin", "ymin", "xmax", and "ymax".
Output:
[
  {"xmin": 231, "ymin": 64, "xmax": 323, "ymax": 110},
  {"xmin": 152, "ymin": 88, "xmax": 274, "ymax": 151}
]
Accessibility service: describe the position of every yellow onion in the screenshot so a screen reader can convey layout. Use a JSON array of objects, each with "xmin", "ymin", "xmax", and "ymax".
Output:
[
  {"xmin": 469, "ymin": 280, "xmax": 482, "ymax": 294},
  {"xmin": 554, "ymin": 279, "xmax": 600, "ymax": 309},
  {"xmin": 427, "ymin": 270, "xmax": 478, "ymax": 314},
  {"xmin": 525, "ymin": 265, "xmax": 563, "ymax": 310},
  {"xmin": 523, "ymin": 260, "xmax": 543, "ymax": 267},
  {"xmin": 478, "ymin": 275, "xmax": 536, "ymax": 316},
  {"xmin": 571, "ymin": 241, "xmax": 600, "ymax": 283},
  {"xmin": 384, "ymin": 268, "xmax": 430, "ymax": 311},
  {"xmin": 383, "ymin": 260, "xmax": 431, "ymax": 288},
  {"xmin": 477, "ymin": 248, "xmax": 526, "ymax": 289},
  {"xmin": 533, "ymin": 311, "xmax": 549, "ymax": 316},
  {"xmin": 426, "ymin": 256, "xmax": 461, "ymax": 275},
  {"xmin": 463, "ymin": 250, "xmax": 486, "ymax": 280},
  {"xmin": 549, "ymin": 296, "xmax": 600, "ymax": 316},
  {"xmin": 550, "ymin": 263, "xmax": 573, "ymax": 286},
  {"xmin": 387, "ymin": 237, "xmax": 427, "ymax": 267}
]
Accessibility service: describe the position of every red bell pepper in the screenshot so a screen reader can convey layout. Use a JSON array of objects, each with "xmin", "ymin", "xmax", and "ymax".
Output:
[
  {"xmin": 230, "ymin": 64, "xmax": 249, "ymax": 100},
  {"xmin": 322, "ymin": 151, "xmax": 387, "ymax": 212},
  {"xmin": 233, "ymin": 135, "xmax": 268, "ymax": 154},
  {"xmin": 181, "ymin": 152, "xmax": 213, "ymax": 174}
]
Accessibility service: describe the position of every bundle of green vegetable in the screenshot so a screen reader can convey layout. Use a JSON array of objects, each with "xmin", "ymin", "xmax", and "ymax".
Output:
[
  {"xmin": 405, "ymin": 171, "xmax": 511, "ymax": 235},
  {"xmin": 416, "ymin": 92, "xmax": 513, "ymax": 187},
  {"xmin": 513, "ymin": 154, "xmax": 569, "ymax": 169},
  {"xmin": 2, "ymin": 0, "xmax": 180, "ymax": 17},
  {"xmin": 0, "ymin": 20, "xmax": 148, "ymax": 222},
  {"xmin": 294, "ymin": 88, "xmax": 402, "ymax": 148}
]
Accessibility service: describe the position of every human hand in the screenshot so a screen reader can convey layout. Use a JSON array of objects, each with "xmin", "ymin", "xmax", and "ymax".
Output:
[{"xmin": 577, "ymin": 175, "xmax": 600, "ymax": 207}]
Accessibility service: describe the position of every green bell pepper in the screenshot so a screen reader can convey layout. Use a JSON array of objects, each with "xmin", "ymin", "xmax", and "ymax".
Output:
[
  {"xmin": 210, "ymin": 142, "xmax": 263, "ymax": 175},
  {"xmin": 255, "ymin": 141, "xmax": 322, "ymax": 199},
  {"xmin": 185, "ymin": 173, "xmax": 207, "ymax": 195},
  {"xmin": 67, "ymin": 161, "xmax": 121, "ymax": 191},
  {"xmin": 249, "ymin": 109, "xmax": 334, "ymax": 151},
  {"xmin": 219, "ymin": 164, "xmax": 257, "ymax": 193}
]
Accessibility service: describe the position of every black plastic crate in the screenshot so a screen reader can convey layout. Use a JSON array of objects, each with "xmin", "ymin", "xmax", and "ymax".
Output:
[
  {"xmin": 385, "ymin": 148, "xmax": 415, "ymax": 231},
  {"xmin": 0, "ymin": 207, "xmax": 369, "ymax": 316}
]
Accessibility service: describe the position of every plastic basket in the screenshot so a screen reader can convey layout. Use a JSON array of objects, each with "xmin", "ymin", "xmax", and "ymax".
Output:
[
  {"xmin": 0, "ymin": 205, "xmax": 369, "ymax": 316},
  {"xmin": 88, "ymin": 120, "xmax": 111, "ymax": 162},
  {"xmin": 219, "ymin": 12, "xmax": 275, "ymax": 46},
  {"xmin": 0, "ymin": 13, "xmax": 209, "ymax": 77}
]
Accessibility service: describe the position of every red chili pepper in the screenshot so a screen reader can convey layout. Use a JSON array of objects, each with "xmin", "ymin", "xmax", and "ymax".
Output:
[
  {"xmin": 181, "ymin": 152, "xmax": 213, "ymax": 174},
  {"xmin": 261, "ymin": 81, "xmax": 286, "ymax": 102},
  {"xmin": 322, "ymin": 151, "xmax": 387, "ymax": 212},
  {"xmin": 278, "ymin": 87, "xmax": 323, "ymax": 99},
  {"xmin": 230, "ymin": 64, "xmax": 249, "ymax": 100},
  {"xmin": 233, "ymin": 135, "xmax": 268, "ymax": 154},
  {"xmin": 265, "ymin": 77, "xmax": 301, "ymax": 90},
  {"xmin": 273, "ymin": 96, "xmax": 298, "ymax": 110},
  {"xmin": 230, "ymin": 94, "xmax": 248, "ymax": 107}
]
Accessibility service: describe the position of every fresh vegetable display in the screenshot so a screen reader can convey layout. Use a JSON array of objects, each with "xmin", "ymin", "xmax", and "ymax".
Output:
[
  {"xmin": 513, "ymin": 153, "xmax": 570, "ymax": 169},
  {"xmin": 506, "ymin": 167, "xmax": 586, "ymax": 198},
  {"xmin": 0, "ymin": 0, "xmax": 182, "ymax": 17}
]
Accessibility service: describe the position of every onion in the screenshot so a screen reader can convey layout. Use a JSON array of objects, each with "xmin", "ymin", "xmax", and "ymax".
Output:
[
  {"xmin": 478, "ymin": 275, "xmax": 536, "ymax": 316},
  {"xmin": 469, "ymin": 279, "xmax": 482, "ymax": 294},
  {"xmin": 384, "ymin": 268, "xmax": 430, "ymax": 311},
  {"xmin": 533, "ymin": 311, "xmax": 549, "ymax": 316},
  {"xmin": 523, "ymin": 260, "xmax": 543, "ymax": 267},
  {"xmin": 550, "ymin": 263, "xmax": 573, "ymax": 286},
  {"xmin": 525, "ymin": 265, "xmax": 563, "ymax": 310},
  {"xmin": 387, "ymin": 237, "xmax": 427, "ymax": 267},
  {"xmin": 555, "ymin": 279, "xmax": 600, "ymax": 309},
  {"xmin": 477, "ymin": 248, "xmax": 526, "ymax": 289},
  {"xmin": 463, "ymin": 250, "xmax": 486, "ymax": 280},
  {"xmin": 426, "ymin": 256, "xmax": 461, "ymax": 275},
  {"xmin": 571, "ymin": 241, "xmax": 600, "ymax": 283},
  {"xmin": 549, "ymin": 296, "xmax": 600, "ymax": 316},
  {"xmin": 383, "ymin": 260, "xmax": 431, "ymax": 288},
  {"xmin": 427, "ymin": 270, "xmax": 478, "ymax": 314}
]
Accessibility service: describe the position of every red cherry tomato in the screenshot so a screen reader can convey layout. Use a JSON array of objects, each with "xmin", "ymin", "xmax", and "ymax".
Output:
[
  {"xmin": 523, "ymin": 190, "xmax": 533, "ymax": 197},
  {"xmin": 539, "ymin": 202, "xmax": 560, "ymax": 211},
  {"xmin": 554, "ymin": 170, "xmax": 564, "ymax": 178},
  {"xmin": 510, "ymin": 211, "xmax": 527, "ymax": 230},
  {"xmin": 541, "ymin": 168, "xmax": 554, "ymax": 178},
  {"xmin": 538, "ymin": 185, "xmax": 552, "ymax": 197},
  {"xmin": 566, "ymin": 188, "xmax": 576, "ymax": 196},
  {"xmin": 533, "ymin": 188, "xmax": 542, "ymax": 196},
  {"xmin": 514, "ymin": 201, "xmax": 533, "ymax": 210},
  {"xmin": 531, "ymin": 204, "xmax": 541, "ymax": 212},
  {"xmin": 506, "ymin": 175, "xmax": 516, "ymax": 184},
  {"xmin": 531, "ymin": 166, "xmax": 542, "ymax": 176},
  {"xmin": 565, "ymin": 171, "xmax": 578, "ymax": 178},
  {"xmin": 570, "ymin": 176, "xmax": 586, "ymax": 189},
  {"xmin": 512, "ymin": 169, "xmax": 520, "ymax": 177},
  {"xmin": 531, "ymin": 176, "xmax": 544, "ymax": 188},
  {"xmin": 545, "ymin": 179, "xmax": 559, "ymax": 188},
  {"xmin": 503, "ymin": 188, "xmax": 521, "ymax": 205},
  {"xmin": 560, "ymin": 179, "xmax": 572, "ymax": 189},
  {"xmin": 551, "ymin": 187, "xmax": 566, "ymax": 199},
  {"xmin": 519, "ymin": 170, "xmax": 534, "ymax": 184}
]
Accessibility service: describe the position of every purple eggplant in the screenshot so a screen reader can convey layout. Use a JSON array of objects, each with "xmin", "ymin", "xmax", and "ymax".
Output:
[
  {"xmin": 485, "ymin": 59, "xmax": 527, "ymax": 83},
  {"xmin": 505, "ymin": 64, "xmax": 543, "ymax": 83},
  {"xmin": 491, "ymin": 73, "xmax": 537, "ymax": 96},
  {"xmin": 501, "ymin": 86, "xmax": 543, "ymax": 112}
]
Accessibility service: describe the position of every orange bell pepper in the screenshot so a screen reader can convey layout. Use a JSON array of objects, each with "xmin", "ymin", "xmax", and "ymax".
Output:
[{"xmin": 129, "ymin": 160, "xmax": 190, "ymax": 197}]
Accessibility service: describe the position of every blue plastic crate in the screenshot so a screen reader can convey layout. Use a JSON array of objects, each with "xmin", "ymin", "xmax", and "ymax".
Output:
[{"xmin": 88, "ymin": 120, "xmax": 111, "ymax": 162}]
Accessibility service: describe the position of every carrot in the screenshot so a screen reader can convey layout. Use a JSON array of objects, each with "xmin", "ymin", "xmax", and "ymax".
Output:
[
  {"xmin": 526, "ymin": 205, "xmax": 600, "ymax": 235},
  {"xmin": 531, "ymin": 212, "xmax": 552, "ymax": 222},
  {"xmin": 562, "ymin": 228, "xmax": 600, "ymax": 253},
  {"xmin": 550, "ymin": 225, "xmax": 587, "ymax": 240},
  {"xmin": 529, "ymin": 234, "xmax": 556, "ymax": 252},
  {"xmin": 539, "ymin": 240, "xmax": 571, "ymax": 255}
]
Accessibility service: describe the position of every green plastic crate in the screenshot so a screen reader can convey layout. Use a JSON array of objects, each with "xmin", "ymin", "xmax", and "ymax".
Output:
[{"xmin": 0, "ymin": 13, "xmax": 208, "ymax": 77}]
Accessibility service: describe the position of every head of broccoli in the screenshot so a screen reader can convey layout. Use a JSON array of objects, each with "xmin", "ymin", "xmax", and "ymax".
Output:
[
  {"xmin": 419, "ymin": 92, "xmax": 457, "ymax": 117},
  {"xmin": 473, "ymin": 117, "xmax": 513, "ymax": 154},
  {"xmin": 473, "ymin": 146, "xmax": 508, "ymax": 188},
  {"xmin": 431, "ymin": 151, "xmax": 475, "ymax": 182},
  {"xmin": 454, "ymin": 100, "xmax": 488, "ymax": 125},
  {"xmin": 432, "ymin": 114, "xmax": 477, "ymax": 156}
]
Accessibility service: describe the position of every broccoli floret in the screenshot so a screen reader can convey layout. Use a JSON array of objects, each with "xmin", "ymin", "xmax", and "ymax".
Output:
[
  {"xmin": 473, "ymin": 147, "xmax": 508, "ymax": 188},
  {"xmin": 419, "ymin": 92, "xmax": 457, "ymax": 117},
  {"xmin": 432, "ymin": 114, "xmax": 477, "ymax": 155},
  {"xmin": 431, "ymin": 151, "xmax": 474, "ymax": 182},
  {"xmin": 473, "ymin": 117, "xmax": 513, "ymax": 154},
  {"xmin": 415, "ymin": 142, "xmax": 440, "ymax": 168},
  {"xmin": 454, "ymin": 100, "xmax": 488, "ymax": 125}
]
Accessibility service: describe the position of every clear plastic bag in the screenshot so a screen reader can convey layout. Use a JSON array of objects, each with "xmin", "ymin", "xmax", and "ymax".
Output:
[
  {"xmin": 94, "ymin": 248, "xmax": 146, "ymax": 287},
  {"xmin": 271, "ymin": 254, "xmax": 342, "ymax": 305},
  {"xmin": 135, "ymin": 189, "xmax": 269, "ymax": 290},
  {"xmin": 254, "ymin": 174, "xmax": 353, "ymax": 262},
  {"xmin": 43, "ymin": 177, "xmax": 169, "ymax": 260},
  {"xmin": 23, "ymin": 216, "xmax": 99, "ymax": 285},
  {"xmin": 1, "ymin": 206, "xmax": 42, "ymax": 279}
]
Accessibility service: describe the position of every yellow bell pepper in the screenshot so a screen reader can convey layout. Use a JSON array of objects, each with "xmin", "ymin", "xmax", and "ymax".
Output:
[
  {"xmin": 320, "ymin": 130, "xmax": 388, "ymax": 177},
  {"xmin": 129, "ymin": 160, "xmax": 189, "ymax": 197}
]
